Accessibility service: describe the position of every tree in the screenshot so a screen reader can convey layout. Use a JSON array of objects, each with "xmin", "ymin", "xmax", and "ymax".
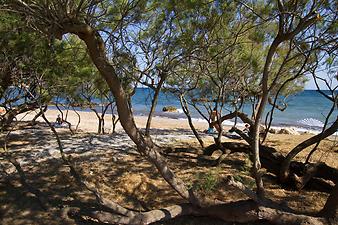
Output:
[
  {"xmin": 2, "ymin": 0, "xmax": 337, "ymax": 224},
  {"xmin": 0, "ymin": 11, "xmax": 53, "ymax": 130}
]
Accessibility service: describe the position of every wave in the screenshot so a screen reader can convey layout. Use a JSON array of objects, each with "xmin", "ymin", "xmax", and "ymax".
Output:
[{"xmin": 297, "ymin": 118, "xmax": 324, "ymax": 128}]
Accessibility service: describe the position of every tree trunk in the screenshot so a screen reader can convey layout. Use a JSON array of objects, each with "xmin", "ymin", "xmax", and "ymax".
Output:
[
  {"xmin": 318, "ymin": 183, "xmax": 338, "ymax": 219},
  {"xmin": 63, "ymin": 23, "xmax": 192, "ymax": 202},
  {"xmin": 31, "ymin": 104, "xmax": 47, "ymax": 123},
  {"xmin": 71, "ymin": 106, "xmax": 81, "ymax": 131},
  {"xmin": 54, "ymin": 102, "xmax": 64, "ymax": 121},
  {"xmin": 111, "ymin": 114, "xmax": 119, "ymax": 133},
  {"xmin": 73, "ymin": 200, "xmax": 328, "ymax": 225},
  {"xmin": 145, "ymin": 77, "xmax": 165, "ymax": 136},
  {"xmin": 98, "ymin": 118, "xmax": 102, "ymax": 134},
  {"xmin": 180, "ymin": 95, "xmax": 204, "ymax": 148},
  {"xmin": 204, "ymin": 141, "xmax": 337, "ymax": 192},
  {"xmin": 280, "ymin": 117, "xmax": 338, "ymax": 182},
  {"xmin": 90, "ymin": 108, "xmax": 103, "ymax": 134},
  {"xmin": 101, "ymin": 117, "xmax": 105, "ymax": 134},
  {"xmin": 251, "ymin": 35, "xmax": 283, "ymax": 197},
  {"xmin": 0, "ymin": 102, "xmax": 39, "ymax": 130}
]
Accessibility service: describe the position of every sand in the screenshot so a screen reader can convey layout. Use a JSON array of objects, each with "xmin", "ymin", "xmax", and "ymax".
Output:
[
  {"xmin": 17, "ymin": 109, "xmax": 214, "ymax": 133},
  {"xmin": 15, "ymin": 108, "xmax": 337, "ymax": 169},
  {"xmin": 0, "ymin": 108, "xmax": 337, "ymax": 225}
]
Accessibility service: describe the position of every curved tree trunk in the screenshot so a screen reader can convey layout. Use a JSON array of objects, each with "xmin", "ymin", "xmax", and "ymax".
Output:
[
  {"xmin": 65, "ymin": 103, "xmax": 70, "ymax": 121},
  {"xmin": 89, "ymin": 107, "xmax": 103, "ymax": 134},
  {"xmin": 318, "ymin": 183, "xmax": 338, "ymax": 219},
  {"xmin": 111, "ymin": 114, "xmax": 119, "ymax": 133},
  {"xmin": 31, "ymin": 104, "xmax": 47, "ymax": 123},
  {"xmin": 204, "ymin": 141, "xmax": 337, "ymax": 192},
  {"xmin": 251, "ymin": 35, "xmax": 283, "ymax": 197},
  {"xmin": 305, "ymin": 104, "xmax": 336, "ymax": 164},
  {"xmin": 0, "ymin": 102, "xmax": 38, "ymax": 130},
  {"xmin": 63, "ymin": 23, "xmax": 192, "ymax": 202},
  {"xmin": 210, "ymin": 111, "xmax": 254, "ymax": 128},
  {"xmin": 54, "ymin": 102, "xmax": 64, "ymax": 121},
  {"xmin": 180, "ymin": 94, "xmax": 204, "ymax": 148},
  {"xmin": 100, "ymin": 102, "xmax": 112, "ymax": 134},
  {"xmin": 280, "ymin": 117, "xmax": 338, "ymax": 182},
  {"xmin": 71, "ymin": 106, "xmax": 81, "ymax": 131}
]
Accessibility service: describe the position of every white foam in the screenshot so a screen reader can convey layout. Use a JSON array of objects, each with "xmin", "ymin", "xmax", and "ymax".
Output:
[
  {"xmin": 190, "ymin": 118, "xmax": 207, "ymax": 123},
  {"xmin": 176, "ymin": 108, "xmax": 184, "ymax": 114},
  {"xmin": 298, "ymin": 118, "xmax": 324, "ymax": 127}
]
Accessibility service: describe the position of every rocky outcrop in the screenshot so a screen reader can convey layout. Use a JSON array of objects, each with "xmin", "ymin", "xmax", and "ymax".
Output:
[
  {"xmin": 268, "ymin": 127, "xmax": 278, "ymax": 134},
  {"xmin": 278, "ymin": 127, "xmax": 300, "ymax": 135}
]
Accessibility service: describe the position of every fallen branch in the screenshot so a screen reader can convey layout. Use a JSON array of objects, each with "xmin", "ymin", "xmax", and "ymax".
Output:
[{"xmin": 70, "ymin": 200, "xmax": 329, "ymax": 225}]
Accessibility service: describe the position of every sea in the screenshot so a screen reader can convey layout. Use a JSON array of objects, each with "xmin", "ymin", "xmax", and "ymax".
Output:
[
  {"xmin": 5, "ymin": 87, "xmax": 335, "ymax": 132},
  {"xmin": 130, "ymin": 88, "xmax": 337, "ymax": 131}
]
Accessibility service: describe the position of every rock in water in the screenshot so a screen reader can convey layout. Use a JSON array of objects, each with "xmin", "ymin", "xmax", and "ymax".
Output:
[
  {"xmin": 162, "ymin": 106, "xmax": 177, "ymax": 112},
  {"xmin": 278, "ymin": 127, "xmax": 300, "ymax": 135}
]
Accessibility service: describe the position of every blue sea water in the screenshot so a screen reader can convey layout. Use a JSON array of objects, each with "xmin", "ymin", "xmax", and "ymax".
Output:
[
  {"xmin": 131, "ymin": 88, "xmax": 337, "ymax": 130},
  {"xmin": 4, "ymin": 87, "xmax": 335, "ymax": 130}
]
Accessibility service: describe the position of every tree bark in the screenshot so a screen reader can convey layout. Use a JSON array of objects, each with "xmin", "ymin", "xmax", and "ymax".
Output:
[
  {"xmin": 251, "ymin": 35, "xmax": 283, "ymax": 197},
  {"xmin": 280, "ymin": 117, "xmax": 338, "ymax": 182},
  {"xmin": 318, "ymin": 183, "xmax": 338, "ymax": 219},
  {"xmin": 204, "ymin": 141, "xmax": 337, "ymax": 192},
  {"xmin": 62, "ymin": 23, "xmax": 192, "ymax": 202},
  {"xmin": 31, "ymin": 104, "xmax": 47, "ymax": 123},
  {"xmin": 98, "ymin": 118, "xmax": 102, "ymax": 134},
  {"xmin": 71, "ymin": 106, "xmax": 81, "ymax": 131},
  {"xmin": 248, "ymin": 6, "xmax": 318, "ymax": 197},
  {"xmin": 0, "ymin": 102, "xmax": 39, "ymax": 130},
  {"xmin": 180, "ymin": 95, "xmax": 204, "ymax": 148},
  {"xmin": 145, "ymin": 77, "xmax": 165, "ymax": 136},
  {"xmin": 210, "ymin": 111, "xmax": 254, "ymax": 128},
  {"xmin": 73, "ymin": 200, "xmax": 328, "ymax": 225}
]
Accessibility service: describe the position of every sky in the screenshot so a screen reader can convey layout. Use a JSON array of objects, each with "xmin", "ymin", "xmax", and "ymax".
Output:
[{"xmin": 304, "ymin": 72, "xmax": 337, "ymax": 90}]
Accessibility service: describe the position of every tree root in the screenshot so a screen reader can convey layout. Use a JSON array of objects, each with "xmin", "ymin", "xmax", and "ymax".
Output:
[
  {"xmin": 68, "ymin": 200, "xmax": 329, "ymax": 225},
  {"xmin": 203, "ymin": 142, "xmax": 337, "ymax": 192}
]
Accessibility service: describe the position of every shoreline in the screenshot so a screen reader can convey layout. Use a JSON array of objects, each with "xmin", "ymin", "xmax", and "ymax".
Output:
[
  {"xmin": 47, "ymin": 104, "xmax": 333, "ymax": 132},
  {"xmin": 48, "ymin": 105, "xmax": 332, "ymax": 134},
  {"xmin": 16, "ymin": 108, "xmax": 336, "ymax": 136}
]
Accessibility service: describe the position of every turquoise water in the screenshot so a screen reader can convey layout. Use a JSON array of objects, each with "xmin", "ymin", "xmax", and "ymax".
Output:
[{"xmin": 131, "ymin": 88, "xmax": 337, "ymax": 130}]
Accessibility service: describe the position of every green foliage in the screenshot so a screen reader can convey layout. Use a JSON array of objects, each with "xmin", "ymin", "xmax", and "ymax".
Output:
[
  {"xmin": 190, "ymin": 169, "xmax": 220, "ymax": 194},
  {"xmin": 2, "ymin": 0, "xmax": 337, "ymax": 124},
  {"xmin": 233, "ymin": 174, "xmax": 255, "ymax": 189},
  {"xmin": 0, "ymin": 11, "xmax": 55, "ymax": 100},
  {"xmin": 239, "ymin": 158, "xmax": 252, "ymax": 175}
]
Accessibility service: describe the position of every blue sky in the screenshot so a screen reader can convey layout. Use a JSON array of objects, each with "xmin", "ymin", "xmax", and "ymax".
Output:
[{"xmin": 305, "ymin": 72, "xmax": 337, "ymax": 90}]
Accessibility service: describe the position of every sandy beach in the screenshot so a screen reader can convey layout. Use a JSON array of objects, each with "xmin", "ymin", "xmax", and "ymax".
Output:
[
  {"xmin": 17, "ymin": 108, "xmax": 337, "ymax": 168},
  {"xmin": 1, "ymin": 108, "xmax": 336, "ymax": 225},
  {"xmin": 18, "ymin": 109, "xmax": 217, "ymax": 133},
  {"xmin": 18, "ymin": 108, "xmax": 322, "ymax": 134}
]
